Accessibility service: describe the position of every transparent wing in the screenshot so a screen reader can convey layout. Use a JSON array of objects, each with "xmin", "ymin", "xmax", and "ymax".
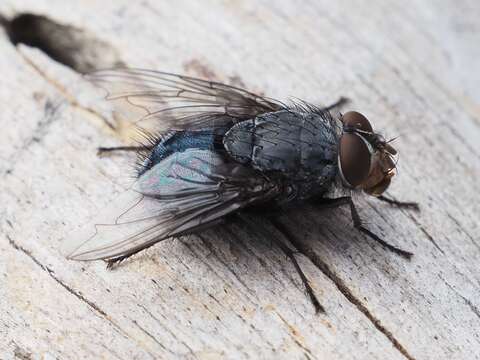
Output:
[
  {"xmin": 63, "ymin": 149, "xmax": 279, "ymax": 261},
  {"xmin": 85, "ymin": 68, "xmax": 282, "ymax": 132}
]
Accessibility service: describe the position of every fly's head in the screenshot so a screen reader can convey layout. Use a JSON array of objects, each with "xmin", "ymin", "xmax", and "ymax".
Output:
[{"xmin": 338, "ymin": 111, "xmax": 398, "ymax": 196}]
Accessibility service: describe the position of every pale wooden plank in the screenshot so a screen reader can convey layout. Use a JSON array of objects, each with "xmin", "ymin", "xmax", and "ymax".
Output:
[
  {"xmin": 0, "ymin": 38, "xmax": 406, "ymax": 360},
  {"xmin": 1, "ymin": 1, "xmax": 479, "ymax": 359}
]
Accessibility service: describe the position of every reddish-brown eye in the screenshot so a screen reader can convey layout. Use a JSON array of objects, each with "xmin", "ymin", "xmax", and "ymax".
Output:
[
  {"xmin": 342, "ymin": 111, "xmax": 373, "ymax": 132},
  {"xmin": 339, "ymin": 133, "xmax": 371, "ymax": 187}
]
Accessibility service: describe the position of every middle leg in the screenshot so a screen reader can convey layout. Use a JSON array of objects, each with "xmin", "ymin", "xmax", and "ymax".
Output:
[{"xmin": 313, "ymin": 196, "xmax": 413, "ymax": 259}]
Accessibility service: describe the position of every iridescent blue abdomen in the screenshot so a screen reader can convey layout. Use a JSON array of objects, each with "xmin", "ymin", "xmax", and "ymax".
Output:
[{"xmin": 139, "ymin": 129, "xmax": 224, "ymax": 176}]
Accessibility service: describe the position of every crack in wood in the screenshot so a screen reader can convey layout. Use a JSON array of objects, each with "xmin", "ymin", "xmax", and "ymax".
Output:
[
  {"xmin": 5, "ymin": 234, "xmax": 163, "ymax": 357},
  {"xmin": 405, "ymin": 213, "xmax": 445, "ymax": 255},
  {"xmin": 137, "ymin": 304, "xmax": 197, "ymax": 357},
  {"xmin": 273, "ymin": 310, "xmax": 313, "ymax": 359},
  {"xmin": 17, "ymin": 51, "xmax": 116, "ymax": 130},
  {"xmin": 268, "ymin": 219, "xmax": 417, "ymax": 360},
  {"xmin": 440, "ymin": 275, "xmax": 480, "ymax": 320},
  {"xmin": 132, "ymin": 320, "xmax": 174, "ymax": 356},
  {"xmin": 445, "ymin": 212, "xmax": 479, "ymax": 251},
  {"xmin": 3, "ymin": 99, "xmax": 63, "ymax": 176},
  {"xmin": 6, "ymin": 234, "xmax": 108, "ymax": 318}
]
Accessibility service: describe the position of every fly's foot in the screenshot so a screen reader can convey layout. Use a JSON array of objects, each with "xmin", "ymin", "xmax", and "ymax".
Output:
[
  {"xmin": 314, "ymin": 196, "xmax": 414, "ymax": 259},
  {"xmin": 105, "ymin": 259, "xmax": 121, "ymax": 270},
  {"xmin": 97, "ymin": 146, "xmax": 146, "ymax": 157},
  {"xmin": 322, "ymin": 97, "xmax": 350, "ymax": 112},
  {"xmin": 105, "ymin": 258, "xmax": 124, "ymax": 270},
  {"xmin": 377, "ymin": 195, "xmax": 420, "ymax": 211},
  {"xmin": 357, "ymin": 226, "xmax": 413, "ymax": 259},
  {"xmin": 105, "ymin": 253, "xmax": 137, "ymax": 269},
  {"xmin": 347, "ymin": 198, "xmax": 414, "ymax": 259}
]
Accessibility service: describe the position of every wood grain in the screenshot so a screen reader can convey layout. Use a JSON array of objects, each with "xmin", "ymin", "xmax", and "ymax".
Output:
[{"xmin": 1, "ymin": 1, "xmax": 479, "ymax": 359}]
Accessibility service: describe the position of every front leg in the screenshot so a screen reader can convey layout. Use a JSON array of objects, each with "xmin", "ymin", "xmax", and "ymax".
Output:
[
  {"xmin": 376, "ymin": 195, "xmax": 419, "ymax": 211},
  {"xmin": 314, "ymin": 197, "xmax": 413, "ymax": 259},
  {"xmin": 321, "ymin": 97, "xmax": 350, "ymax": 112}
]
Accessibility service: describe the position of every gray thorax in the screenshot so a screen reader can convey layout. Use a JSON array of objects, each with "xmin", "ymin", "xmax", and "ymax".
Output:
[{"xmin": 223, "ymin": 110, "xmax": 340, "ymax": 200}]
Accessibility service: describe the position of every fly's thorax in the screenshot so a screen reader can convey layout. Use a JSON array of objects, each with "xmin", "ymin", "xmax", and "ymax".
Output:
[
  {"xmin": 223, "ymin": 110, "xmax": 339, "ymax": 175},
  {"xmin": 223, "ymin": 110, "xmax": 340, "ymax": 201},
  {"xmin": 222, "ymin": 120, "xmax": 255, "ymax": 164},
  {"xmin": 337, "ymin": 111, "xmax": 397, "ymax": 196}
]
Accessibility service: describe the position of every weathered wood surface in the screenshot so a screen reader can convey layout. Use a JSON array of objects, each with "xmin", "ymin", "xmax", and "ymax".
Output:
[{"xmin": 1, "ymin": 1, "xmax": 479, "ymax": 359}]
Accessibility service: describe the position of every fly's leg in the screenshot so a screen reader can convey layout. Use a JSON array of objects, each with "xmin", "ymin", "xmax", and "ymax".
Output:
[
  {"xmin": 236, "ymin": 213, "xmax": 325, "ymax": 313},
  {"xmin": 376, "ymin": 195, "xmax": 420, "ymax": 211},
  {"xmin": 105, "ymin": 243, "xmax": 157, "ymax": 269},
  {"xmin": 97, "ymin": 146, "xmax": 148, "ymax": 156},
  {"xmin": 315, "ymin": 197, "xmax": 413, "ymax": 259},
  {"xmin": 321, "ymin": 97, "xmax": 350, "ymax": 112},
  {"xmin": 268, "ymin": 222, "xmax": 325, "ymax": 313}
]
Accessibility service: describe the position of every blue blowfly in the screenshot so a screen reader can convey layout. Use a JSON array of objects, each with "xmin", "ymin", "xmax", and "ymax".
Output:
[{"xmin": 64, "ymin": 69, "xmax": 419, "ymax": 312}]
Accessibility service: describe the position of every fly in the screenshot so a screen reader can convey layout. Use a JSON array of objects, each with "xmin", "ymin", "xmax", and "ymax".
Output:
[{"xmin": 63, "ymin": 69, "xmax": 419, "ymax": 313}]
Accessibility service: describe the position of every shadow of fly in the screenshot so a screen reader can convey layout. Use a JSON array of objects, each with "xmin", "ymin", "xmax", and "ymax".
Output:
[{"xmin": 63, "ymin": 69, "xmax": 419, "ymax": 313}]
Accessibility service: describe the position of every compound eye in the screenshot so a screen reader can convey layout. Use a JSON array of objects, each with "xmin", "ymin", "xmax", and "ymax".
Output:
[
  {"xmin": 342, "ymin": 111, "xmax": 373, "ymax": 132},
  {"xmin": 339, "ymin": 133, "xmax": 371, "ymax": 187}
]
